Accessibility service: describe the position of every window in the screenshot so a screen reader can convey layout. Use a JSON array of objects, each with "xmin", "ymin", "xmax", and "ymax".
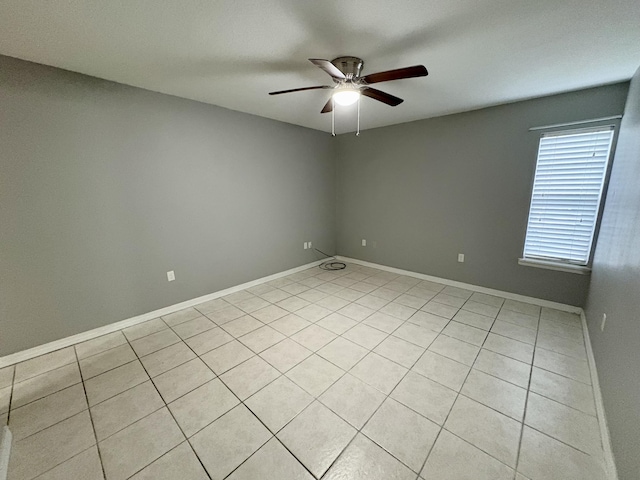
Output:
[{"xmin": 521, "ymin": 126, "xmax": 615, "ymax": 272}]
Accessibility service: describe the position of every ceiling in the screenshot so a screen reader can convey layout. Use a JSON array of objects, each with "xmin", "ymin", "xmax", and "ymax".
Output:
[{"xmin": 1, "ymin": 0, "xmax": 639, "ymax": 133}]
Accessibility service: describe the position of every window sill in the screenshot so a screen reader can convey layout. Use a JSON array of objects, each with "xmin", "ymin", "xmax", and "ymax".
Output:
[{"xmin": 518, "ymin": 258, "xmax": 591, "ymax": 275}]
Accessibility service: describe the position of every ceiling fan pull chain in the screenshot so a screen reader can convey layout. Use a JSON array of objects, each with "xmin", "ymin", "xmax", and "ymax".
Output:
[
  {"xmin": 356, "ymin": 95, "xmax": 361, "ymax": 136},
  {"xmin": 331, "ymin": 97, "xmax": 336, "ymax": 136}
]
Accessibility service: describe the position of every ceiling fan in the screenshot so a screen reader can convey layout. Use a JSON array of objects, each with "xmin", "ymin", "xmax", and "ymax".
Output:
[{"xmin": 269, "ymin": 56, "xmax": 428, "ymax": 113}]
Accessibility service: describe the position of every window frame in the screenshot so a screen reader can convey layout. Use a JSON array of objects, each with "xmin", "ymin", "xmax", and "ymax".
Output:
[{"xmin": 519, "ymin": 121, "xmax": 620, "ymax": 274}]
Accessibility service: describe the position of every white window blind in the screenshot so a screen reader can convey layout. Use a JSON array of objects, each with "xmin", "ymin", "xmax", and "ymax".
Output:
[{"xmin": 523, "ymin": 126, "xmax": 614, "ymax": 266}]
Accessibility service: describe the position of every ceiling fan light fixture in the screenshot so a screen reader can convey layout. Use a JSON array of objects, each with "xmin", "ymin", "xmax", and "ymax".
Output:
[{"xmin": 332, "ymin": 87, "xmax": 360, "ymax": 106}]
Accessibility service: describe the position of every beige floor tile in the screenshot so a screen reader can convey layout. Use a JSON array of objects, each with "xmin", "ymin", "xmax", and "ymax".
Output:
[
  {"xmin": 259, "ymin": 288, "xmax": 292, "ymax": 304},
  {"xmin": 129, "ymin": 442, "xmax": 209, "ymax": 480},
  {"xmin": 91, "ymin": 381, "xmax": 164, "ymax": 441},
  {"xmin": 525, "ymin": 392, "xmax": 602, "ymax": 456},
  {"xmin": 318, "ymin": 337, "xmax": 368, "ymax": 370},
  {"xmin": 337, "ymin": 303, "xmax": 376, "ymax": 322},
  {"xmin": 442, "ymin": 321, "xmax": 488, "ymax": 346},
  {"xmin": 291, "ymin": 324, "xmax": 337, "ymax": 351},
  {"xmin": 79, "ymin": 344, "xmax": 137, "ymax": 380},
  {"xmin": 259, "ymin": 338, "xmax": 312, "ymax": 373},
  {"xmin": 14, "ymin": 347, "xmax": 76, "ymax": 383},
  {"xmin": 324, "ymin": 433, "xmax": 416, "ymax": 480},
  {"xmin": 169, "ymin": 379, "xmax": 239, "ymax": 437},
  {"xmin": 0, "ymin": 386, "xmax": 10, "ymax": 415},
  {"xmin": 226, "ymin": 438, "xmax": 313, "ymax": 480},
  {"xmin": 75, "ymin": 332, "xmax": 127, "ymax": 360},
  {"xmin": 538, "ymin": 319, "xmax": 584, "ymax": 343},
  {"xmin": 316, "ymin": 295, "xmax": 351, "ymax": 311},
  {"xmin": 250, "ymin": 304, "xmax": 289, "ymax": 323},
  {"xmin": 379, "ymin": 302, "xmax": 417, "ymax": 321},
  {"xmin": 12, "ymin": 363, "xmax": 82, "ymax": 408},
  {"xmin": 469, "ymin": 292, "xmax": 505, "ymax": 308},
  {"xmin": 391, "ymin": 371, "xmax": 457, "ymax": 425},
  {"xmin": 238, "ymin": 325, "xmax": 285, "ymax": 353},
  {"xmin": 421, "ymin": 430, "xmax": 514, "ymax": 480},
  {"xmin": 533, "ymin": 347, "xmax": 591, "ymax": 384},
  {"xmin": 362, "ymin": 311, "xmax": 404, "ymax": 333},
  {"xmin": 245, "ymin": 376, "xmax": 313, "ymax": 433},
  {"xmin": 421, "ymin": 301, "xmax": 459, "ymax": 319},
  {"xmin": 219, "ymin": 356, "xmax": 280, "ymax": 400},
  {"xmin": 278, "ymin": 401, "xmax": 356, "ymax": 478},
  {"xmin": 491, "ymin": 320, "xmax": 537, "ymax": 345},
  {"xmin": 153, "ymin": 358, "xmax": 215, "ymax": 403},
  {"xmin": 184, "ymin": 327, "xmax": 234, "ymax": 356},
  {"xmin": 123, "ymin": 318, "xmax": 168, "ymax": 342},
  {"xmin": 297, "ymin": 288, "xmax": 329, "ymax": 303},
  {"xmin": 9, "ymin": 384, "xmax": 87, "ymax": 441},
  {"xmin": 161, "ymin": 307, "xmax": 202, "ymax": 327},
  {"xmin": 200, "ymin": 340, "xmax": 254, "ymax": 375},
  {"xmin": 270, "ymin": 314, "xmax": 312, "ymax": 336},
  {"xmin": 172, "ymin": 316, "xmax": 215, "ymax": 340},
  {"xmin": 277, "ymin": 296, "xmax": 311, "ymax": 313},
  {"xmin": 530, "ymin": 367, "xmax": 596, "ymax": 415},
  {"xmin": 473, "ymin": 349, "xmax": 531, "ymax": 388},
  {"xmin": 35, "ymin": 446, "xmax": 103, "ymax": 480},
  {"xmin": 374, "ymin": 335, "xmax": 424, "ymax": 368},
  {"xmin": 462, "ymin": 300, "xmax": 500, "ymax": 318},
  {"xmin": 205, "ymin": 305, "xmax": 245, "ymax": 325},
  {"xmin": 537, "ymin": 333, "xmax": 587, "ymax": 360},
  {"xmin": 363, "ymin": 398, "xmax": 440, "ymax": 472},
  {"xmin": 8, "ymin": 410, "xmax": 95, "ymax": 480},
  {"xmin": 223, "ymin": 290, "xmax": 257, "ymax": 305},
  {"xmin": 0, "ymin": 366, "xmax": 14, "ymax": 389},
  {"xmin": 497, "ymin": 309, "xmax": 539, "ymax": 330},
  {"xmin": 518, "ymin": 426, "xmax": 606, "ymax": 480},
  {"xmin": 392, "ymin": 323, "xmax": 439, "ymax": 349},
  {"xmin": 502, "ymin": 299, "xmax": 540, "ymax": 317},
  {"xmin": 342, "ymin": 323, "xmax": 388, "ymax": 350},
  {"xmin": 130, "ymin": 329, "xmax": 181, "ymax": 357},
  {"xmin": 319, "ymin": 373, "xmax": 386, "ymax": 429},
  {"xmin": 0, "ymin": 413, "xmax": 7, "ymax": 426},
  {"xmin": 428, "ymin": 335, "xmax": 480, "ymax": 366},
  {"xmin": 191, "ymin": 404, "xmax": 272, "ymax": 480},
  {"xmin": 85, "ymin": 360, "xmax": 148, "ymax": 406},
  {"xmin": 394, "ymin": 293, "xmax": 429, "ymax": 310},
  {"xmin": 316, "ymin": 313, "xmax": 358, "ymax": 335},
  {"xmin": 441, "ymin": 286, "xmax": 473, "ymax": 299},
  {"xmin": 355, "ymin": 294, "xmax": 391, "ymax": 311},
  {"xmin": 453, "ymin": 309, "xmax": 495, "ymax": 330},
  {"xmin": 296, "ymin": 304, "xmax": 333, "ymax": 322},
  {"xmin": 235, "ymin": 296, "xmax": 270, "ymax": 314},
  {"xmin": 412, "ymin": 350, "xmax": 470, "ymax": 391},
  {"xmin": 461, "ymin": 369, "xmax": 527, "ymax": 420},
  {"xmin": 286, "ymin": 354, "xmax": 344, "ymax": 397},
  {"xmin": 139, "ymin": 342, "xmax": 196, "ymax": 378},
  {"xmin": 407, "ymin": 311, "xmax": 450, "ymax": 332},
  {"xmin": 445, "ymin": 395, "xmax": 521, "ymax": 467},
  {"xmin": 349, "ymin": 352, "xmax": 407, "ymax": 395},
  {"xmin": 483, "ymin": 333, "xmax": 534, "ymax": 364},
  {"xmin": 99, "ymin": 407, "xmax": 184, "ymax": 480},
  {"xmin": 194, "ymin": 298, "xmax": 230, "ymax": 315},
  {"xmin": 540, "ymin": 308, "xmax": 581, "ymax": 327},
  {"xmin": 432, "ymin": 293, "xmax": 466, "ymax": 308}
]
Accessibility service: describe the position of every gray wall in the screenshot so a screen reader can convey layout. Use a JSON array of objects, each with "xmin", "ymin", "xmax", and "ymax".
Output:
[
  {"xmin": 0, "ymin": 55, "xmax": 336, "ymax": 356},
  {"xmin": 335, "ymin": 84, "xmax": 629, "ymax": 306},
  {"xmin": 585, "ymin": 68, "xmax": 640, "ymax": 480}
]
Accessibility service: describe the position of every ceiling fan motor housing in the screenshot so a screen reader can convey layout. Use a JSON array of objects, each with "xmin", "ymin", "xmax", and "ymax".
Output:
[{"xmin": 331, "ymin": 56, "xmax": 364, "ymax": 80}]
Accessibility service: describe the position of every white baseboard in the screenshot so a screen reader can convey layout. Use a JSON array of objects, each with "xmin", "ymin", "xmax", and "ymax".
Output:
[
  {"xmin": 580, "ymin": 311, "xmax": 619, "ymax": 480},
  {"xmin": 337, "ymin": 256, "xmax": 582, "ymax": 313},
  {"xmin": 0, "ymin": 260, "xmax": 323, "ymax": 368}
]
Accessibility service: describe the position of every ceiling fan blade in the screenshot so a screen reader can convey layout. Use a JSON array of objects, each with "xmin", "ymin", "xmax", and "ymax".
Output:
[
  {"xmin": 362, "ymin": 65, "xmax": 428, "ymax": 84},
  {"xmin": 269, "ymin": 85, "xmax": 332, "ymax": 95},
  {"xmin": 361, "ymin": 88, "xmax": 404, "ymax": 106},
  {"xmin": 309, "ymin": 59, "xmax": 346, "ymax": 79},
  {"xmin": 320, "ymin": 98, "xmax": 334, "ymax": 114}
]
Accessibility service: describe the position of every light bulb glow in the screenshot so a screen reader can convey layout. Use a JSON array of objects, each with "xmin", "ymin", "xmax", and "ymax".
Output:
[{"xmin": 333, "ymin": 88, "xmax": 360, "ymax": 106}]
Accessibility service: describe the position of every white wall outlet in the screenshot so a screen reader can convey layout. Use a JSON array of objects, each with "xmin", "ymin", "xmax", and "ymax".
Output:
[
  {"xmin": 361, "ymin": 239, "xmax": 366, "ymax": 247},
  {"xmin": 167, "ymin": 270, "xmax": 175, "ymax": 282},
  {"xmin": 308, "ymin": 241, "xmax": 312, "ymax": 248},
  {"xmin": 601, "ymin": 313, "xmax": 607, "ymax": 331},
  {"xmin": 303, "ymin": 242, "xmax": 308, "ymax": 250},
  {"xmin": 458, "ymin": 253, "xmax": 465, "ymax": 263}
]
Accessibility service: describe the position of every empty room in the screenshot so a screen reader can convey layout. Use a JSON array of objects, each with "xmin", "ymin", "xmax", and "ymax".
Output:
[{"xmin": 1, "ymin": 1, "xmax": 639, "ymax": 479}]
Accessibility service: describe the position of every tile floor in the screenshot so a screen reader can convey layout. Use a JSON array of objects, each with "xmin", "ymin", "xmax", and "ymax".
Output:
[{"xmin": 0, "ymin": 263, "xmax": 608, "ymax": 480}]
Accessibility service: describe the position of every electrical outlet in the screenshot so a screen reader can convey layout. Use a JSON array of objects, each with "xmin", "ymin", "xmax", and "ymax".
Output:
[
  {"xmin": 303, "ymin": 242, "xmax": 308, "ymax": 250},
  {"xmin": 167, "ymin": 271, "xmax": 175, "ymax": 282},
  {"xmin": 601, "ymin": 313, "xmax": 607, "ymax": 331},
  {"xmin": 362, "ymin": 239, "xmax": 366, "ymax": 247},
  {"xmin": 458, "ymin": 253, "xmax": 465, "ymax": 263},
  {"xmin": 309, "ymin": 241, "xmax": 312, "ymax": 249}
]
